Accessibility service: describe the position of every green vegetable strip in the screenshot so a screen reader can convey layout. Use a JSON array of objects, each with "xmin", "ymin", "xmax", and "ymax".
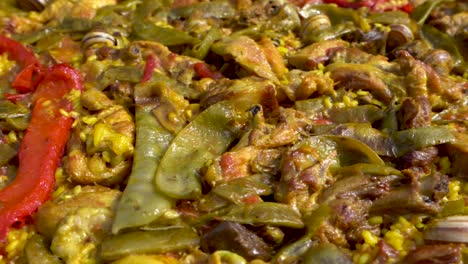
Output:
[
  {"xmin": 411, "ymin": 0, "xmax": 446, "ymax": 25},
  {"xmin": 101, "ymin": 227, "xmax": 200, "ymax": 261},
  {"xmin": 392, "ymin": 126, "xmax": 456, "ymax": 157},
  {"xmin": 220, "ymin": 202, "xmax": 304, "ymax": 228},
  {"xmin": 191, "ymin": 27, "xmax": 223, "ymax": 60},
  {"xmin": 155, "ymin": 101, "xmax": 249, "ymax": 199},
  {"xmin": 112, "ymin": 103, "xmax": 174, "ymax": 234}
]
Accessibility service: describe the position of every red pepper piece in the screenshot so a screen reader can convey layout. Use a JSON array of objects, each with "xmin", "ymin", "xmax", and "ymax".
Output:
[
  {"xmin": 0, "ymin": 64, "xmax": 83, "ymax": 243},
  {"xmin": 312, "ymin": 118, "xmax": 333, "ymax": 125},
  {"xmin": 323, "ymin": 0, "xmax": 413, "ymax": 13},
  {"xmin": 141, "ymin": 54, "xmax": 160, "ymax": 83},
  {"xmin": 3, "ymin": 92, "xmax": 31, "ymax": 104},
  {"xmin": 193, "ymin": 62, "xmax": 224, "ymax": 80},
  {"xmin": 0, "ymin": 35, "xmax": 43, "ymax": 93},
  {"xmin": 323, "ymin": 0, "xmax": 370, "ymax": 9},
  {"xmin": 242, "ymin": 195, "xmax": 262, "ymax": 205}
]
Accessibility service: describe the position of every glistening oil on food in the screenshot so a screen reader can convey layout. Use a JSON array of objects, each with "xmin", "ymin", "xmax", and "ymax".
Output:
[{"xmin": 0, "ymin": 0, "xmax": 467, "ymax": 263}]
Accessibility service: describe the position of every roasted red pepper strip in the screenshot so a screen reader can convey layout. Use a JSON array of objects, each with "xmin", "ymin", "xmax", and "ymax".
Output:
[
  {"xmin": 0, "ymin": 64, "xmax": 83, "ymax": 243},
  {"xmin": 141, "ymin": 54, "xmax": 159, "ymax": 83},
  {"xmin": 193, "ymin": 62, "xmax": 224, "ymax": 80},
  {"xmin": 323, "ymin": 0, "xmax": 413, "ymax": 13},
  {"xmin": 0, "ymin": 35, "xmax": 42, "ymax": 93}
]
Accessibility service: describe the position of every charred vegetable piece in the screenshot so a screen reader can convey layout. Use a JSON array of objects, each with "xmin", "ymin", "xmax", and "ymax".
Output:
[
  {"xmin": 0, "ymin": 64, "xmax": 83, "ymax": 242},
  {"xmin": 155, "ymin": 101, "xmax": 251, "ymax": 199}
]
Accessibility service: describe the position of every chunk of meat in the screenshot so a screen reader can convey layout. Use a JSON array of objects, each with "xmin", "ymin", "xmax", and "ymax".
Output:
[
  {"xmin": 35, "ymin": 186, "xmax": 120, "ymax": 239},
  {"xmin": 399, "ymin": 147, "xmax": 438, "ymax": 169},
  {"xmin": 258, "ymin": 37, "xmax": 288, "ymax": 78},
  {"xmin": 51, "ymin": 207, "xmax": 114, "ymax": 264},
  {"xmin": 404, "ymin": 244, "xmax": 462, "ymax": 264},
  {"xmin": 200, "ymin": 221, "xmax": 272, "ymax": 261},
  {"xmin": 248, "ymin": 108, "xmax": 313, "ymax": 148},
  {"xmin": 281, "ymin": 69, "xmax": 334, "ymax": 101},
  {"xmin": 371, "ymin": 240, "xmax": 400, "ymax": 264},
  {"xmin": 328, "ymin": 198, "xmax": 372, "ymax": 243},
  {"xmin": 326, "ymin": 63, "xmax": 394, "ymax": 103},
  {"xmin": 398, "ymin": 97, "xmax": 431, "ymax": 130},
  {"xmin": 212, "ymin": 36, "xmax": 279, "ymax": 82},
  {"xmin": 288, "ymin": 40, "xmax": 349, "ymax": 70},
  {"xmin": 220, "ymin": 147, "xmax": 262, "ymax": 181}
]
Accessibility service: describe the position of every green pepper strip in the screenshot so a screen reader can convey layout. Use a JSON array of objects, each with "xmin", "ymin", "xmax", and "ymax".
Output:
[{"xmin": 112, "ymin": 87, "xmax": 174, "ymax": 233}]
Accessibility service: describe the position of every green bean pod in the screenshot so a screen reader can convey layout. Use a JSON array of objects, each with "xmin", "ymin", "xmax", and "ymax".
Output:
[
  {"xmin": 101, "ymin": 227, "xmax": 199, "ymax": 261},
  {"xmin": 220, "ymin": 202, "xmax": 304, "ymax": 228},
  {"xmin": 155, "ymin": 101, "xmax": 250, "ymax": 199},
  {"xmin": 112, "ymin": 103, "xmax": 174, "ymax": 233},
  {"xmin": 392, "ymin": 126, "xmax": 455, "ymax": 157}
]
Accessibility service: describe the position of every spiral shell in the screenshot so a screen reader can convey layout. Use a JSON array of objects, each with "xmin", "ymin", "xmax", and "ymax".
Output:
[
  {"xmin": 82, "ymin": 31, "xmax": 119, "ymax": 49},
  {"xmin": 17, "ymin": 0, "xmax": 49, "ymax": 11},
  {"xmin": 386, "ymin": 24, "xmax": 414, "ymax": 50},
  {"xmin": 301, "ymin": 14, "xmax": 332, "ymax": 38}
]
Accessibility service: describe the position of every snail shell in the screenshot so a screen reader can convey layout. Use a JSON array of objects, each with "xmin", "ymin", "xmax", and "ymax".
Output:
[
  {"xmin": 82, "ymin": 31, "xmax": 119, "ymax": 49},
  {"xmin": 387, "ymin": 24, "xmax": 414, "ymax": 50},
  {"xmin": 301, "ymin": 14, "xmax": 332, "ymax": 38},
  {"xmin": 423, "ymin": 49, "xmax": 453, "ymax": 75},
  {"xmin": 17, "ymin": 0, "xmax": 49, "ymax": 11}
]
